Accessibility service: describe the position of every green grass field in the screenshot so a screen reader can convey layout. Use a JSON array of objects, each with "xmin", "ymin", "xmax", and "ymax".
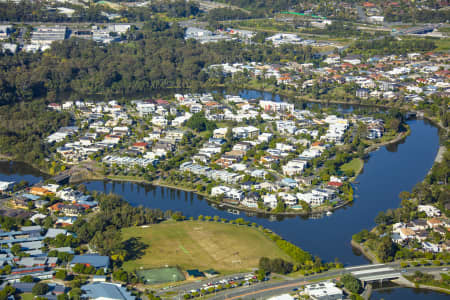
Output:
[
  {"xmin": 434, "ymin": 38, "xmax": 450, "ymax": 51},
  {"xmin": 340, "ymin": 158, "xmax": 364, "ymax": 176},
  {"xmin": 121, "ymin": 221, "xmax": 291, "ymax": 273},
  {"xmin": 19, "ymin": 293, "xmax": 34, "ymax": 300}
]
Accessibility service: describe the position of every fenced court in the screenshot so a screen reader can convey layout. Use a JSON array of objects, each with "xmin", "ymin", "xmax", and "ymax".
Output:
[{"xmin": 136, "ymin": 267, "xmax": 185, "ymax": 285}]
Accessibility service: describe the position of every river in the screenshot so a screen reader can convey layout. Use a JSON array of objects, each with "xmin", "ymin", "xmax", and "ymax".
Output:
[{"xmin": 0, "ymin": 96, "xmax": 443, "ymax": 299}]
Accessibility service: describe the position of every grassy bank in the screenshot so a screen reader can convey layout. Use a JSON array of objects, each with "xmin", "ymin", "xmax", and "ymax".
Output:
[
  {"xmin": 340, "ymin": 158, "xmax": 364, "ymax": 178},
  {"xmin": 121, "ymin": 220, "xmax": 292, "ymax": 274}
]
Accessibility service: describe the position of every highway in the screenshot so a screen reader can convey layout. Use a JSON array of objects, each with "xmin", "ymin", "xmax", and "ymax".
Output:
[{"xmin": 158, "ymin": 263, "xmax": 448, "ymax": 299}]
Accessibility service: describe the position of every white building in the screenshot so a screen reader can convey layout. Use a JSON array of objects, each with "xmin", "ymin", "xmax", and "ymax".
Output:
[
  {"xmin": 278, "ymin": 192, "xmax": 297, "ymax": 206},
  {"xmin": 418, "ymin": 205, "xmax": 441, "ymax": 217},
  {"xmin": 211, "ymin": 186, "xmax": 244, "ymax": 200},
  {"xmin": 296, "ymin": 192, "xmax": 324, "ymax": 207},
  {"xmin": 232, "ymin": 126, "xmax": 259, "ymax": 139},
  {"xmin": 303, "ymin": 281, "xmax": 343, "ymax": 300},
  {"xmin": 136, "ymin": 103, "xmax": 155, "ymax": 116},
  {"xmin": 263, "ymin": 194, "xmax": 278, "ymax": 209},
  {"xmin": 0, "ymin": 181, "xmax": 15, "ymax": 192},
  {"xmin": 259, "ymin": 100, "xmax": 294, "ymax": 113},
  {"xmin": 282, "ymin": 160, "xmax": 307, "ymax": 176},
  {"xmin": 152, "ymin": 116, "xmax": 168, "ymax": 127}
]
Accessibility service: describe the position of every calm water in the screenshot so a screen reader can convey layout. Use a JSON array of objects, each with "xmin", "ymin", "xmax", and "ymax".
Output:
[
  {"xmin": 371, "ymin": 287, "xmax": 448, "ymax": 300},
  {"xmin": 0, "ymin": 161, "xmax": 45, "ymax": 184}
]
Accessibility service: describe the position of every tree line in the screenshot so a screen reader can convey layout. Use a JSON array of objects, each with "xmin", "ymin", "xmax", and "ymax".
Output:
[
  {"xmin": 0, "ymin": 0, "xmax": 201, "ymax": 23},
  {"xmin": 348, "ymin": 36, "xmax": 436, "ymax": 56},
  {"xmin": 0, "ymin": 99, "xmax": 71, "ymax": 168}
]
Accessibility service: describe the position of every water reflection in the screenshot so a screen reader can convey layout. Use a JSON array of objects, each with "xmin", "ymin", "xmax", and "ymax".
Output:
[
  {"xmin": 0, "ymin": 161, "xmax": 45, "ymax": 184},
  {"xmin": 370, "ymin": 286, "xmax": 448, "ymax": 300}
]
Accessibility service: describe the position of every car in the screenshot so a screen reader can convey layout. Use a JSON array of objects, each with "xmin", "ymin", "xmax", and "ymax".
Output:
[
  {"xmin": 442, "ymin": 268, "xmax": 448, "ymax": 271},
  {"xmin": 401, "ymin": 269, "xmax": 407, "ymax": 273}
]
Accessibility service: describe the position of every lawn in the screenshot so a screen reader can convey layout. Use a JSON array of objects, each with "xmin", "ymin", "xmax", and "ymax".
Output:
[
  {"xmin": 434, "ymin": 38, "xmax": 450, "ymax": 52},
  {"xmin": 340, "ymin": 158, "xmax": 364, "ymax": 176},
  {"xmin": 19, "ymin": 293, "xmax": 34, "ymax": 300},
  {"xmin": 121, "ymin": 221, "xmax": 291, "ymax": 274}
]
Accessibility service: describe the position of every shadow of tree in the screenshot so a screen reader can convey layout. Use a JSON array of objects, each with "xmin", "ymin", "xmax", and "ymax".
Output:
[{"xmin": 123, "ymin": 237, "xmax": 149, "ymax": 261}]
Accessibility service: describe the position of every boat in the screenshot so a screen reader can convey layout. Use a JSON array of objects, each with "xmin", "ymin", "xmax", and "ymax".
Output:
[
  {"xmin": 227, "ymin": 208, "xmax": 240, "ymax": 215},
  {"xmin": 326, "ymin": 211, "xmax": 333, "ymax": 216}
]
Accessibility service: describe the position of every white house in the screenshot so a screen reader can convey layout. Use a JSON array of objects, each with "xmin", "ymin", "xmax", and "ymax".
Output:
[
  {"xmin": 418, "ymin": 205, "xmax": 441, "ymax": 217},
  {"xmin": 296, "ymin": 192, "xmax": 324, "ymax": 207},
  {"xmin": 282, "ymin": 160, "xmax": 307, "ymax": 176},
  {"xmin": 232, "ymin": 126, "xmax": 259, "ymax": 139},
  {"xmin": 263, "ymin": 194, "xmax": 278, "ymax": 209},
  {"xmin": 278, "ymin": 192, "xmax": 297, "ymax": 206},
  {"xmin": 211, "ymin": 186, "xmax": 244, "ymax": 201}
]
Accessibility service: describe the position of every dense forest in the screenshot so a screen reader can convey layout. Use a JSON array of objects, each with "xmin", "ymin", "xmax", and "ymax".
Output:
[
  {"xmin": 385, "ymin": 7, "xmax": 450, "ymax": 23},
  {"xmin": 0, "ymin": 100, "xmax": 71, "ymax": 168},
  {"xmin": 0, "ymin": 19, "xmax": 317, "ymax": 105},
  {"xmin": 213, "ymin": 0, "xmax": 297, "ymax": 16},
  {"xmin": 0, "ymin": 1, "xmax": 112, "ymax": 22},
  {"xmin": 0, "ymin": 0, "xmax": 200, "ymax": 22},
  {"xmin": 204, "ymin": 7, "xmax": 250, "ymax": 22}
]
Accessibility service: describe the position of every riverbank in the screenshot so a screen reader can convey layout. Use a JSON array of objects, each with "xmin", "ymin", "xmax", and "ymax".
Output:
[
  {"xmin": 365, "ymin": 124, "xmax": 411, "ymax": 154},
  {"xmin": 350, "ymin": 240, "xmax": 380, "ymax": 264},
  {"xmin": 76, "ymin": 175, "xmax": 348, "ymax": 217},
  {"xmin": 392, "ymin": 277, "xmax": 450, "ymax": 295}
]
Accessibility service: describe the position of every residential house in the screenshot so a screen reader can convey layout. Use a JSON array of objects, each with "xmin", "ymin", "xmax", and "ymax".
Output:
[
  {"xmin": 282, "ymin": 160, "xmax": 307, "ymax": 176},
  {"xmin": 418, "ymin": 205, "xmax": 441, "ymax": 217},
  {"xmin": 427, "ymin": 218, "xmax": 443, "ymax": 228},
  {"xmin": 263, "ymin": 194, "xmax": 278, "ymax": 209}
]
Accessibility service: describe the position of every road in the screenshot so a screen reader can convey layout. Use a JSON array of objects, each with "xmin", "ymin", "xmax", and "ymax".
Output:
[{"xmin": 158, "ymin": 263, "xmax": 447, "ymax": 299}]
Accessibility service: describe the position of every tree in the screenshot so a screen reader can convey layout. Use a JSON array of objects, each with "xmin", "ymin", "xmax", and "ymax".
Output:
[
  {"xmin": 10, "ymin": 244, "xmax": 22, "ymax": 256},
  {"xmin": 32, "ymin": 282, "xmax": 49, "ymax": 295},
  {"xmin": 375, "ymin": 211, "xmax": 391, "ymax": 226},
  {"xmin": 57, "ymin": 294, "xmax": 69, "ymax": 300},
  {"xmin": 377, "ymin": 236, "xmax": 397, "ymax": 262},
  {"xmin": 69, "ymin": 287, "xmax": 82, "ymax": 300},
  {"xmin": 256, "ymin": 269, "xmax": 266, "ymax": 281},
  {"xmin": 259, "ymin": 257, "xmax": 271, "ymax": 271},
  {"xmin": 0, "ymin": 285, "xmax": 15, "ymax": 300},
  {"xmin": 20, "ymin": 275, "xmax": 34, "ymax": 283},
  {"xmin": 186, "ymin": 112, "xmax": 217, "ymax": 132},
  {"xmin": 341, "ymin": 274, "xmax": 362, "ymax": 294},
  {"xmin": 90, "ymin": 226, "xmax": 123, "ymax": 255},
  {"xmin": 55, "ymin": 269, "xmax": 67, "ymax": 280}
]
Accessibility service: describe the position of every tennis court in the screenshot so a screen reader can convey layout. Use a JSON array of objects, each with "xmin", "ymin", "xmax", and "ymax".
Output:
[{"xmin": 136, "ymin": 267, "xmax": 185, "ymax": 285}]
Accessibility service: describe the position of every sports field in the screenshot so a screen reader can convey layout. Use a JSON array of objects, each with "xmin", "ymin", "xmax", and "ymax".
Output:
[{"xmin": 121, "ymin": 221, "xmax": 291, "ymax": 273}]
